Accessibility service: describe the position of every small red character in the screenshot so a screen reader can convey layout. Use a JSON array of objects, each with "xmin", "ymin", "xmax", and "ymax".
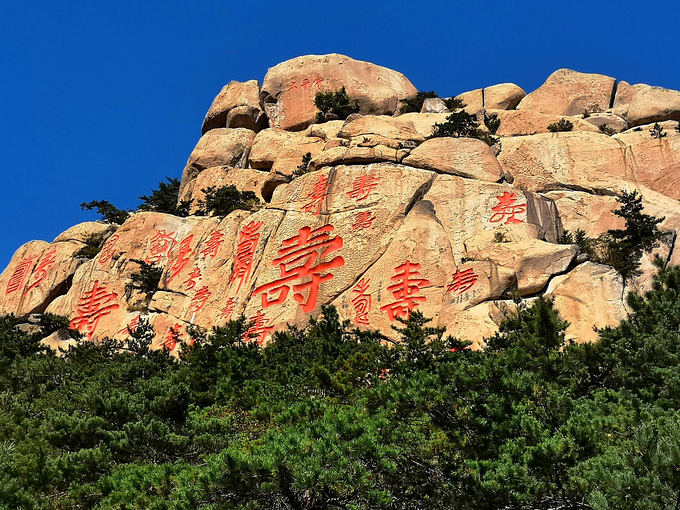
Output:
[
  {"xmin": 145, "ymin": 230, "xmax": 177, "ymax": 264},
  {"xmin": 253, "ymin": 225, "xmax": 344, "ymax": 313},
  {"xmin": 201, "ymin": 230, "xmax": 225, "ymax": 259},
  {"xmin": 312, "ymin": 77, "xmax": 323, "ymax": 88},
  {"xmin": 351, "ymin": 278, "xmax": 371, "ymax": 326},
  {"xmin": 447, "ymin": 268, "xmax": 479, "ymax": 294},
  {"xmin": 98, "ymin": 235, "xmax": 120, "ymax": 265},
  {"xmin": 117, "ymin": 315, "xmax": 140, "ymax": 336},
  {"xmin": 352, "ymin": 210, "xmax": 376, "ymax": 231},
  {"xmin": 184, "ymin": 267, "xmax": 202, "ymax": 290},
  {"xmin": 301, "ymin": 78, "xmax": 310, "ymax": 90},
  {"xmin": 70, "ymin": 280, "xmax": 120, "ymax": 339},
  {"xmin": 380, "ymin": 261, "xmax": 430, "ymax": 321},
  {"xmin": 302, "ymin": 175, "xmax": 330, "ymax": 216},
  {"xmin": 231, "ymin": 221, "xmax": 263, "ymax": 292},
  {"xmin": 289, "ymin": 80, "xmax": 298, "ymax": 91},
  {"xmin": 189, "ymin": 285, "xmax": 212, "ymax": 313},
  {"xmin": 489, "ymin": 192, "xmax": 527, "ymax": 224},
  {"xmin": 244, "ymin": 310, "xmax": 274, "ymax": 345},
  {"xmin": 162, "ymin": 323, "xmax": 183, "ymax": 350},
  {"xmin": 167, "ymin": 235, "xmax": 194, "ymax": 285},
  {"xmin": 220, "ymin": 297, "xmax": 236, "ymax": 321},
  {"xmin": 347, "ymin": 174, "xmax": 379, "ymax": 201},
  {"xmin": 24, "ymin": 249, "xmax": 57, "ymax": 295},
  {"xmin": 5, "ymin": 257, "xmax": 34, "ymax": 295}
]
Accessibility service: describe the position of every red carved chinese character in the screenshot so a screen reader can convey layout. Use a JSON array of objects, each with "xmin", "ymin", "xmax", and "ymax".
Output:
[
  {"xmin": 352, "ymin": 210, "xmax": 376, "ymax": 231},
  {"xmin": 301, "ymin": 78, "xmax": 310, "ymax": 90},
  {"xmin": 220, "ymin": 297, "xmax": 236, "ymax": 321},
  {"xmin": 302, "ymin": 175, "xmax": 330, "ymax": 216},
  {"xmin": 24, "ymin": 250, "xmax": 56, "ymax": 295},
  {"xmin": 313, "ymin": 77, "xmax": 323, "ymax": 88},
  {"xmin": 347, "ymin": 174, "xmax": 379, "ymax": 201},
  {"xmin": 98, "ymin": 235, "xmax": 120, "ymax": 264},
  {"xmin": 379, "ymin": 261, "xmax": 430, "ymax": 321},
  {"xmin": 145, "ymin": 230, "xmax": 177, "ymax": 264},
  {"xmin": 489, "ymin": 192, "xmax": 527, "ymax": 224},
  {"xmin": 190, "ymin": 285, "xmax": 212, "ymax": 313},
  {"xmin": 184, "ymin": 267, "xmax": 202, "ymax": 290},
  {"xmin": 117, "ymin": 315, "xmax": 140, "ymax": 336},
  {"xmin": 289, "ymin": 80, "xmax": 298, "ymax": 90},
  {"xmin": 70, "ymin": 280, "xmax": 120, "ymax": 339},
  {"xmin": 447, "ymin": 268, "xmax": 479, "ymax": 294},
  {"xmin": 167, "ymin": 235, "xmax": 194, "ymax": 284},
  {"xmin": 201, "ymin": 230, "xmax": 224, "ymax": 259},
  {"xmin": 5, "ymin": 258, "xmax": 34, "ymax": 295},
  {"xmin": 162, "ymin": 323, "xmax": 183, "ymax": 350},
  {"xmin": 253, "ymin": 225, "xmax": 344, "ymax": 313},
  {"xmin": 231, "ymin": 221, "xmax": 263, "ymax": 292},
  {"xmin": 244, "ymin": 310, "xmax": 274, "ymax": 345},
  {"xmin": 351, "ymin": 278, "xmax": 371, "ymax": 326}
]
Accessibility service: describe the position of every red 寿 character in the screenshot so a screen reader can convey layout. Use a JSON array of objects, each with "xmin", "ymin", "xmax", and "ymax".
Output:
[
  {"xmin": 301, "ymin": 78, "xmax": 310, "ymax": 90},
  {"xmin": 5, "ymin": 257, "xmax": 35, "ymax": 295},
  {"xmin": 352, "ymin": 210, "xmax": 376, "ymax": 231},
  {"xmin": 145, "ymin": 230, "xmax": 177, "ymax": 264},
  {"xmin": 231, "ymin": 221, "xmax": 263, "ymax": 292},
  {"xmin": 184, "ymin": 267, "xmax": 202, "ymax": 290},
  {"xmin": 162, "ymin": 323, "xmax": 183, "ymax": 350},
  {"xmin": 489, "ymin": 192, "xmax": 527, "ymax": 224},
  {"xmin": 117, "ymin": 315, "xmax": 140, "ymax": 336},
  {"xmin": 70, "ymin": 280, "xmax": 120, "ymax": 339},
  {"xmin": 98, "ymin": 235, "xmax": 120, "ymax": 264},
  {"xmin": 289, "ymin": 80, "xmax": 298, "ymax": 90},
  {"xmin": 380, "ymin": 261, "xmax": 430, "ymax": 321},
  {"xmin": 244, "ymin": 310, "xmax": 274, "ymax": 345},
  {"xmin": 347, "ymin": 174, "xmax": 379, "ymax": 201},
  {"xmin": 351, "ymin": 278, "xmax": 371, "ymax": 326},
  {"xmin": 201, "ymin": 230, "xmax": 225, "ymax": 259},
  {"xmin": 253, "ymin": 225, "xmax": 344, "ymax": 313},
  {"xmin": 24, "ymin": 249, "xmax": 57, "ymax": 295},
  {"xmin": 167, "ymin": 235, "xmax": 194, "ymax": 284},
  {"xmin": 302, "ymin": 175, "xmax": 330, "ymax": 216},
  {"xmin": 220, "ymin": 297, "xmax": 236, "ymax": 321},
  {"xmin": 190, "ymin": 285, "xmax": 212, "ymax": 313},
  {"xmin": 447, "ymin": 268, "xmax": 479, "ymax": 294},
  {"xmin": 313, "ymin": 76, "xmax": 323, "ymax": 88}
]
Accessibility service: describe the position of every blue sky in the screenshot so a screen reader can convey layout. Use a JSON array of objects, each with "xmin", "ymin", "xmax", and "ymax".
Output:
[{"xmin": 1, "ymin": 1, "xmax": 679, "ymax": 269}]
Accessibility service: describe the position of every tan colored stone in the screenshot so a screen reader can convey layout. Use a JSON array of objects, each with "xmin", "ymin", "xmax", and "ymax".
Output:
[
  {"xmin": 456, "ymin": 89, "xmax": 483, "ymax": 111},
  {"xmin": 40, "ymin": 329, "xmax": 77, "ymax": 356},
  {"xmin": 545, "ymin": 262, "xmax": 628, "ymax": 343},
  {"xmin": 307, "ymin": 120, "xmax": 345, "ymax": 140},
  {"xmin": 226, "ymin": 105, "xmax": 268, "ymax": 132},
  {"xmin": 611, "ymin": 81, "xmax": 637, "ymax": 118},
  {"xmin": 497, "ymin": 132, "xmax": 631, "ymax": 194},
  {"xmin": 53, "ymin": 222, "xmax": 113, "ymax": 243},
  {"xmin": 261, "ymin": 54, "xmax": 417, "ymax": 131},
  {"xmin": 402, "ymin": 137, "xmax": 503, "ymax": 182},
  {"xmin": 444, "ymin": 301, "xmax": 507, "ymax": 350},
  {"xmin": 420, "ymin": 97, "xmax": 448, "ymax": 113},
  {"xmin": 270, "ymin": 136, "xmax": 325, "ymax": 177},
  {"xmin": 309, "ymin": 145, "xmax": 408, "ymax": 171},
  {"xmin": 634, "ymin": 185, "xmax": 680, "ymax": 267},
  {"xmin": 249, "ymin": 128, "xmax": 298, "ymax": 169},
  {"xmin": 583, "ymin": 113, "xmax": 628, "ymax": 133},
  {"xmin": 484, "ymin": 83, "xmax": 526, "ymax": 110},
  {"xmin": 202, "ymin": 80, "xmax": 263, "ymax": 134},
  {"xmin": 517, "ymin": 69, "xmax": 616, "ymax": 116},
  {"xmin": 488, "ymin": 109, "xmax": 600, "ymax": 137},
  {"xmin": 543, "ymin": 190, "xmax": 624, "ymax": 238},
  {"xmin": 337, "ymin": 115, "xmax": 424, "ymax": 148},
  {"xmin": 626, "ymin": 85, "xmax": 680, "ymax": 126},
  {"xmin": 180, "ymin": 128, "xmax": 255, "ymax": 196},
  {"xmin": 400, "ymin": 112, "xmax": 450, "ymax": 138}
]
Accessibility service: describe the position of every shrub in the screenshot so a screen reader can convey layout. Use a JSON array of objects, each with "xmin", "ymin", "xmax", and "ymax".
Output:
[
  {"xmin": 197, "ymin": 185, "xmax": 259, "ymax": 217},
  {"xmin": 314, "ymin": 87, "xmax": 359, "ymax": 123},
  {"xmin": 430, "ymin": 110, "xmax": 499, "ymax": 146},
  {"xmin": 138, "ymin": 177, "xmax": 191, "ymax": 217},
  {"xmin": 292, "ymin": 152, "xmax": 312, "ymax": 178},
  {"xmin": 80, "ymin": 200, "xmax": 130, "ymax": 224},
  {"xmin": 547, "ymin": 119, "xmax": 574, "ymax": 132},
  {"xmin": 599, "ymin": 123, "xmax": 616, "ymax": 136},
  {"xmin": 126, "ymin": 260, "xmax": 163, "ymax": 297},
  {"xmin": 443, "ymin": 96, "xmax": 465, "ymax": 110},
  {"xmin": 399, "ymin": 91, "xmax": 439, "ymax": 114},
  {"xmin": 77, "ymin": 230, "xmax": 113, "ymax": 259},
  {"xmin": 676, "ymin": 121, "xmax": 680, "ymax": 133},
  {"xmin": 650, "ymin": 122, "xmax": 667, "ymax": 139},
  {"xmin": 484, "ymin": 113, "xmax": 501, "ymax": 134}
]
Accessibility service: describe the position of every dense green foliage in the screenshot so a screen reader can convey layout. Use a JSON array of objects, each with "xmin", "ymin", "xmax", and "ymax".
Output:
[
  {"xmin": 79, "ymin": 201, "xmax": 131, "ymax": 225},
  {"xmin": 76, "ymin": 230, "xmax": 115, "ymax": 259},
  {"xmin": 429, "ymin": 110, "xmax": 500, "ymax": 147},
  {"xmin": 399, "ymin": 91, "xmax": 439, "ymax": 114},
  {"xmin": 650, "ymin": 123, "xmax": 667, "ymax": 139},
  {"xmin": 196, "ymin": 185, "xmax": 259, "ymax": 217},
  {"xmin": 138, "ymin": 177, "xmax": 191, "ymax": 217},
  {"xmin": 547, "ymin": 119, "xmax": 574, "ymax": 132},
  {"xmin": 125, "ymin": 260, "xmax": 163, "ymax": 297},
  {"xmin": 292, "ymin": 152, "xmax": 313, "ymax": 179},
  {"xmin": 314, "ymin": 87, "xmax": 360, "ymax": 123},
  {"xmin": 3, "ymin": 263, "xmax": 680, "ymax": 508}
]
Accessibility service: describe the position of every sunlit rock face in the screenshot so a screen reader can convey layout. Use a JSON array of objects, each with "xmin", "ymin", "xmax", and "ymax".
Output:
[{"xmin": 3, "ymin": 55, "xmax": 680, "ymax": 350}]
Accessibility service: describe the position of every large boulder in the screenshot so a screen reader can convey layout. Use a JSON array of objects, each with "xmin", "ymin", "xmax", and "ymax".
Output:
[
  {"xmin": 517, "ymin": 69, "xmax": 617, "ymax": 116},
  {"xmin": 337, "ymin": 115, "xmax": 424, "ymax": 148},
  {"xmin": 260, "ymin": 54, "xmax": 417, "ymax": 131},
  {"xmin": 489, "ymin": 109, "xmax": 600, "ymax": 137},
  {"xmin": 202, "ymin": 80, "xmax": 267, "ymax": 134},
  {"xmin": 626, "ymin": 85, "xmax": 680, "ymax": 126},
  {"xmin": 484, "ymin": 83, "xmax": 526, "ymax": 110},
  {"xmin": 543, "ymin": 190, "xmax": 623, "ymax": 237}
]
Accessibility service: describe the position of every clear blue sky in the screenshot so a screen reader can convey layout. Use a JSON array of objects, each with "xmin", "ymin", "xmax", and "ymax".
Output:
[{"xmin": 1, "ymin": 1, "xmax": 679, "ymax": 269}]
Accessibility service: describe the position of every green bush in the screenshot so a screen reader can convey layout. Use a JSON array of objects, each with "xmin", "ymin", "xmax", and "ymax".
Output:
[
  {"xmin": 547, "ymin": 118, "xmax": 574, "ymax": 132},
  {"xmin": 197, "ymin": 184, "xmax": 259, "ymax": 216},
  {"xmin": 292, "ymin": 152, "xmax": 312, "ymax": 178},
  {"xmin": 126, "ymin": 260, "xmax": 163, "ymax": 297},
  {"xmin": 138, "ymin": 177, "xmax": 191, "ymax": 217},
  {"xmin": 599, "ymin": 123, "xmax": 616, "ymax": 136},
  {"xmin": 650, "ymin": 122, "xmax": 667, "ymax": 139},
  {"xmin": 76, "ymin": 230, "xmax": 113, "ymax": 259},
  {"xmin": 399, "ymin": 90, "xmax": 439, "ymax": 114},
  {"xmin": 443, "ymin": 96, "xmax": 465, "ymax": 110},
  {"xmin": 314, "ymin": 87, "xmax": 360, "ymax": 123},
  {"xmin": 484, "ymin": 112, "xmax": 501, "ymax": 134},
  {"xmin": 430, "ymin": 110, "xmax": 499, "ymax": 146},
  {"xmin": 80, "ymin": 200, "xmax": 130, "ymax": 224}
]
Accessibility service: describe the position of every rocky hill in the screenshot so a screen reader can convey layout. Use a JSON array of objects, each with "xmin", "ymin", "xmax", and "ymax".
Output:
[{"xmin": 2, "ymin": 53, "xmax": 679, "ymax": 351}]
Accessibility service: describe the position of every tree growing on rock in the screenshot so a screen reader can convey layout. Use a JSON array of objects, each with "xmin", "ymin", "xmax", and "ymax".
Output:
[
  {"xmin": 196, "ymin": 185, "xmax": 259, "ymax": 216},
  {"xmin": 80, "ymin": 200, "xmax": 130, "ymax": 224},
  {"xmin": 314, "ymin": 87, "xmax": 360, "ymax": 123},
  {"xmin": 429, "ymin": 110, "xmax": 500, "ymax": 146},
  {"xmin": 138, "ymin": 177, "xmax": 191, "ymax": 217},
  {"xmin": 399, "ymin": 90, "xmax": 439, "ymax": 114}
]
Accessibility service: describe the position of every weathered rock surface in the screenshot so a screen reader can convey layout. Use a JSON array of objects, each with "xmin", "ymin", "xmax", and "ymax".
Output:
[
  {"xmin": 626, "ymin": 85, "xmax": 680, "ymax": 126},
  {"xmin": 517, "ymin": 69, "xmax": 617, "ymax": 116},
  {"xmin": 202, "ymin": 80, "xmax": 267, "ymax": 134},
  {"xmin": 420, "ymin": 97, "xmax": 448, "ymax": 113},
  {"xmin": 490, "ymin": 110, "xmax": 600, "ymax": 137},
  {"xmin": 484, "ymin": 83, "xmax": 526, "ymax": 110},
  {"xmin": 261, "ymin": 54, "xmax": 417, "ymax": 131}
]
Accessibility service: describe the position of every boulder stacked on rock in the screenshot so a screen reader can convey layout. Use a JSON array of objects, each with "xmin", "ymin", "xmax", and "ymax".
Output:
[{"xmin": 2, "ymin": 54, "xmax": 680, "ymax": 350}]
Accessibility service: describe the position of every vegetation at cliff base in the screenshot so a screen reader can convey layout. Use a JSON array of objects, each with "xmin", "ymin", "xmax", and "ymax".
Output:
[{"xmin": 2, "ymin": 263, "xmax": 680, "ymax": 508}]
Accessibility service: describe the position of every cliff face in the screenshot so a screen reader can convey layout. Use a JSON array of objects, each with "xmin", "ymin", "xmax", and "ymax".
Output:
[{"xmin": 2, "ymin": 54, "xmax": 679, "ymax": 350}]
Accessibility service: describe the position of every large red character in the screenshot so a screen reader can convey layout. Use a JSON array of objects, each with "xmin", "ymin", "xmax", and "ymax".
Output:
[
  {"xmin": 347, "ymin": 174, "xmax": 379, "ymax": 201},
  {"xmin": 231, "ymin": 221, "xmax": 263, "ymax": 292},
  {"xmin": 253, "ymin": 225, "xmax": 344, "ymax": 313},
  {"xmin": 5, "ymin": 257, "xmax": 34, "ymax": 295},
  {"xmin": 351, "ymin": 278, "xmax": 371, "ymax": 326},
  {"xmin": 380, "ymin": 261, "xmax": 430, "ymax": 321},
  {"xmin": 145, "ymin": 230, "xmax": 177, "ymax": 264},
  {"xmin": 302, "ymin": 175, "xmax": 330, "ymax": 216},
  {"xmin": 98, "ymin": 235, "xmax": 120, "ymax": 265},
  {"xmin": 167, "ymin": 235, "xmax": 194, "ymax": 284},
  {"xmin": 489, "ymin": 192, "xmax": 527, "ymax": 224},
  {"xmin": 24, "ymin": 249, "xmax": 57, "ymax": 295},
  {"xmin": 70, "ymin": 280, "xmax": 120, "ymax": 339},
  {"xmin": 447, "ymin": 268, "xmax": 479, "ymax": 294}
]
